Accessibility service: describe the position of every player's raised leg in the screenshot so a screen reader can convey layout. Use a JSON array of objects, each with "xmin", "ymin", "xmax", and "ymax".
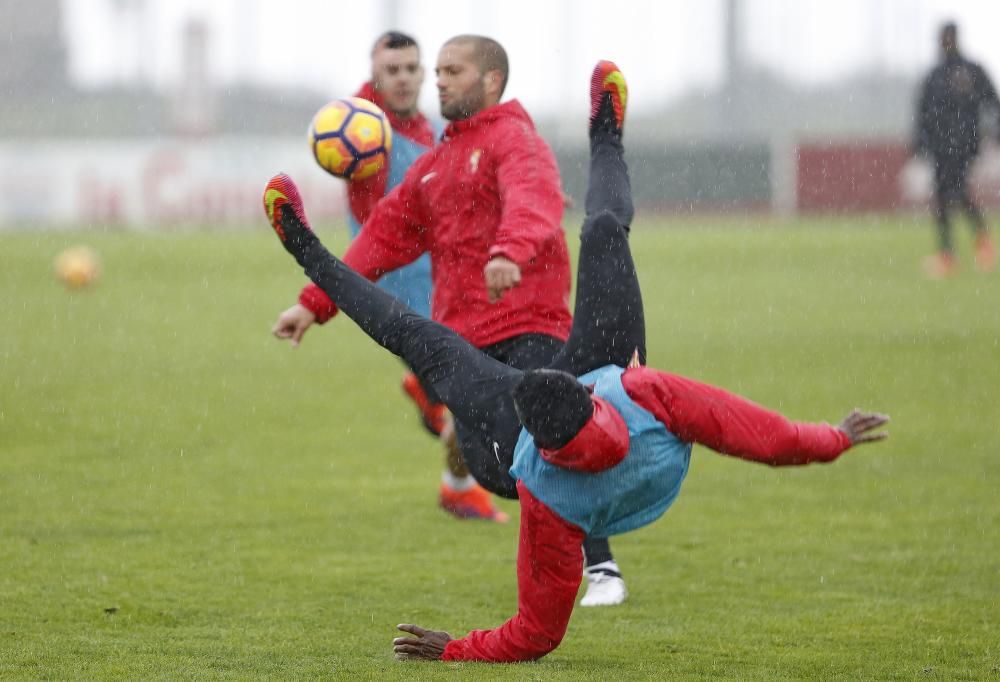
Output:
[
  {"xmin": 550, "ymin": 61, "xmax": 644, "ymax": 382},
  {"xmin": 264, "ymin": 175, "xmax": 523, "ymax": 458}
]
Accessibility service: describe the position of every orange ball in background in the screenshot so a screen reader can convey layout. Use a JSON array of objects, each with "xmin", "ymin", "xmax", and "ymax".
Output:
[{"xmin": 54, "ymin": 246, "xmax": 101, "ymax": 289}]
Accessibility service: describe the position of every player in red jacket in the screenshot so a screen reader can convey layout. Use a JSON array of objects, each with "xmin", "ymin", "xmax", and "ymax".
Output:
[
  {"xmin": 273, "ymin": 34, "xmax": 628, "ymax": 605},
  {"xmin": 272, "ymin": 32, "xmax": 506, "ymax": 523},
  {"xmin": 263, "ymin": 60, "xmax": 890, "ymax": 663}
]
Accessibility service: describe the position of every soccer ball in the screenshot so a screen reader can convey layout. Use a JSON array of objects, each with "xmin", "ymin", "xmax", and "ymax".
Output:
[
  {"xmin": 54, "ymin": 246, "xmax": 100, "ymax": 289},
  {"xmin": 309, "ymin": 97, "xmax": 393, "ymax": 181}
]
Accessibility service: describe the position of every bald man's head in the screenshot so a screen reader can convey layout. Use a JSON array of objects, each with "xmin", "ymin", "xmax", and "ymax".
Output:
[
  {"xmin": 435, "ymin": 35, "xmax": 510, "ymax": 120},
  {"xmin": 444, "ymin": 35, "xmax": 509, "ymax": 97}
]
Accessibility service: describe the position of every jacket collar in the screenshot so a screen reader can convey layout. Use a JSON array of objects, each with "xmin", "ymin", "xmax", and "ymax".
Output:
[
  {"xmin": 353, "ymin": 81, "xmax": 431, "ymax": 138},
  {"xmin": 442, "ymin": 99, "xmax": 531, "ymax": 140}
]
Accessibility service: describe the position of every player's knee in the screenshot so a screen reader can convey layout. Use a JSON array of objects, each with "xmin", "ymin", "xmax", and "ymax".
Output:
[
  {"xmin": 582, "ymin": 209, "xmax": 627, "ymax": 241},
  {"xmin": 464, "ymin": 457, "xmax": 518, "ymax": 499}
]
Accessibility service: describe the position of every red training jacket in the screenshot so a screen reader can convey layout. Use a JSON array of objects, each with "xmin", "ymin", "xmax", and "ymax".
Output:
[
  {"xmin": 300, "ymin": 100, "xmax": 572, "ymax": 349},
  {"xmin": 441, "ymin": 366, "xmax": 853, "ymax": 662}
]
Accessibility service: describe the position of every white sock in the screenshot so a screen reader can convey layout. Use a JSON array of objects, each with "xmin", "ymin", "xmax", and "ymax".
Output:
[
  {"xmin": 442, "ymin": 471, "xmax": 476, "ymax": 491},
  {"xmin": 585, "ymin": 560, "xmax": 621, "ymax": 577}
]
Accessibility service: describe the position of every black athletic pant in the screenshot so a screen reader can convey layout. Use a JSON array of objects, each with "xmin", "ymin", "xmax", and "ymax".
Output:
[
  {"xmin": 453, "ymin": 333, "xmax": 564, "ymax": 499},
  {"xmin": 289, "ymin": 122, "xmax": 641, "ymax": 553},
  {"xmin": 933, "ymin": 152, "xmax": 986, "ymax": 252}
]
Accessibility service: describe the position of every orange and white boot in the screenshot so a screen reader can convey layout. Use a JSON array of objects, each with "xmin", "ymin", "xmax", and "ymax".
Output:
[
  {"xmin": 439, "ymin": 478, "xmax": 509, "ymax": 523},
  {"xmin": 975, "ymin": 233, "xmax": 996, "ymax": 273},
  {"xmin": 401, "ymin": 372, "xmax": 448, "ymax": 436},
  {"xmin": 590, "ymin": 60, "xmax": 627, "ymax": 135},
  {"xmin": 923, "ymin": 251, "xmax": 958, "ymax": 279}
]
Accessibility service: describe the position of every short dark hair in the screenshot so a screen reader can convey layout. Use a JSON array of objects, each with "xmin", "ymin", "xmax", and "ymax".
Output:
[
  {"xmin": 512, "ymin": 369, "xmax": 594, "ymax": 450},
  {"xmin": 372, "ymin": 31, "xmax": 419, "ymax": 55},
  {"xmin": 445, "ymin": 35, "xmax": 509, "ymax": 97}
]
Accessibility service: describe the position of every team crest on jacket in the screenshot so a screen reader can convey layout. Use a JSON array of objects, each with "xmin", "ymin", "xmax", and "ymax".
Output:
[{"xmin": 469, "ymin": 149, "xmax": 483, "ymax": 173}]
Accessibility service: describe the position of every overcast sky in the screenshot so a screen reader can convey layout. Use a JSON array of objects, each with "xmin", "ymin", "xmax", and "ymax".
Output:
[{"xmin": 63, "ymin": 0, "xmax": 1000, "ymax": 117}]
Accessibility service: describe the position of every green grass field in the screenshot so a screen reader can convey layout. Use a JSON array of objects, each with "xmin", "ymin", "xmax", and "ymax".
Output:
[{"xmin": 2, "ymin": 215, "xmax": 998, "ymax": 680}]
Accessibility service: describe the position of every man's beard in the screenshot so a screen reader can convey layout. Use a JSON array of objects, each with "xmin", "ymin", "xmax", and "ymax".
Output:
[{"xmin": 441, "ymin": 86, "xmax": 485, "ymax": 121}]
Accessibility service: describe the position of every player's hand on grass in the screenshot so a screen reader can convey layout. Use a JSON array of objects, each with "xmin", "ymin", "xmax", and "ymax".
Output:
[
  {"xmin": 393, "ymin": 623, "xmax": 452, "ymax": 661},
  {"xmin": 837, "ymin": 409, "xmax": 890, "ymax": 445},
  {"xmin": 484, "ymin": 256, "xmax": 521, "ymax": 303},
  {"xmin": 271, "ymin": 303, "xmax": 316, "ymax": 347}
]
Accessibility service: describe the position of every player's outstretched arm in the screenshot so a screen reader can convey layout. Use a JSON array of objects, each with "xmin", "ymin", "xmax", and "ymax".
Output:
[
  {"xmin": 624, "ymin": 369, "xmax": 888, "ymax": 465},
  {"xmin": 837, "ymin": 409, "xmax": 890, "ymax": 446},
  {"xmin": 271, "ymin": 303, "xmax": 316, "ymax": 347},
  {"xmin": 393, "ymin": 624, "xmax": 452, "ymax": 661},
  {"xmin": 414, "ymin": 482, "xmax": 583, "ymax": 663}
]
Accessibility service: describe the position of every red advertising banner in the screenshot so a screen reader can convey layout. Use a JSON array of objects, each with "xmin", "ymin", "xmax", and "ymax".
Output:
[{"xmin": 797, "ymin": 141, "xmax": 1000, "ymax": 213}]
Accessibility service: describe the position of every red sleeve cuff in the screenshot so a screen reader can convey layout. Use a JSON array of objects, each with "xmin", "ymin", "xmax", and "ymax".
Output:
[
  {"xmin": 540, "ymin": 396, "xmax": 629, "ymax": 473},
  {"xmin": 441, "ymin": 639, "xmax": 466, "ymax": 661},
  {"xmin": 797, "ymin": 423, "xmax": 853, "ymax": 462},
  {"xmin": 298, "ymin": 283, "xmax": 338, "ymax": 324},
  {"xmin": 488, "ymin": 243, "xmax": 529, "ymax": 266}
]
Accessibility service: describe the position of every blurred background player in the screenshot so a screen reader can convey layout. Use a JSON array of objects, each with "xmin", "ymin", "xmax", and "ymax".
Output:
[
  {"xmin": 262, "ymin": 60, "xmax": 890, "ymax": 663},
  {"xmin": 271, "ymin": 32, "xmax": 507, "ymax": 522},
  {"xmin": 274, "ymin": 34, "xmax": 629, "ymax": 607},
  {"xmin": 915, "ymin": 21, "xmax": 1000, "ymax": 278}
]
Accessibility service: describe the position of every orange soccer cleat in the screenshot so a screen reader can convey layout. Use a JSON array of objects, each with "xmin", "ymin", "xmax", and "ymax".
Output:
[
  {"xmin": 263, "ymin": 173, "xmax": 320, "ymax": 264},
  {"xmin": 401, "ymin": 373, "xmax": 448, "ymax": 437},
  {"xmin": 923, "ymin": 251, "xmax": 958, "ymax": 279},
  {"xmin": 263, "ymin": 174, "xmax": 308, "ymax": 240},
  {"xmin": 975, "ymin": 233, "xmax": 996, "ymax": 273},
  {"xmin": 439, "ymin": 481, "xmax": 510, "ymax": 523},
  {"xmin": 590, "ymin": 60, "xmax": 628, "ymax": 133}
]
